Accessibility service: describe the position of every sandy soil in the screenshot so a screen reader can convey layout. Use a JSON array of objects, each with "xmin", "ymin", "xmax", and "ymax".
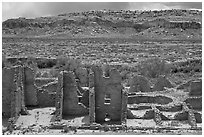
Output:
[{"xmin": 2, "ymin": 104, "xmax": 202, "ymax": 135}]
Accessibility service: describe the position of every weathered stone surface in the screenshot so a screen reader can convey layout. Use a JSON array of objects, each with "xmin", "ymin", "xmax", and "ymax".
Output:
[
  {"xmin": 128, "ymin": 95, "xmax": 173, "ymax": 105},
  {"xmin": 81, "ymin": 89, "xmax": 89, "ymax": 108},
  {"xmin": 2, "ymin": 66, "xmax": 26, "ymax": 119},
  {"xmin": 35, "ymin": 78, "xmax": 57, "ymax": 87},
  {"xmin": 189, "ymin": 80, "xmax": 202, "ymax": 96},
  {"xmin": 37, "ymin": 89, "xmax": 56, "ymax": 107},
  {"xmin": 174, "ymin": 111, "xmax": 188, "ymax": 121},
  {"xmin": 160, "ymin": 113, "xmax": 169, "ymax": 120},
  {"xmin": 188, "ymin": 109, "xmax": 197, "ymax": 128},
  {"xmin": 88, "ymin": 70, "xmax": 94, "ymax": 88},
  {"xmin": 62, "ymin": 71, "xmax": 88, "ymax": 116},
  {"xmin": 25, "ymin": 58, "xmax": 38, "ymax": 70},
  {"xmin": 89, "ymin": 88, "xmax": 95, "ymax": 124},
  {"xmin": 156, "ymin": 104, "xmax": 182, "ymax": 112},
  {"xmin": 142, "ymin": 108, "xmax": 169, "ymax": 121},
  {"xmin": 174, "ymin": 103, "xmax": 197, "ymax": 127},
  {"xmin": 194, "ymin": 112, "xmax": 202, "ymax": 123},
  {"xmin": 182, "ymin": 102, "xmax": 197, "ymax": 128},
  {"xmin": 129, "ymin": 75, "xmax": 151, "ymax": 93},
  {"xmin": 54, "ymin": 71, "xmax": 64, "ymax": 121},
  {"xmin": 184, "ymin": 97, "xmax": 202, "ymax": 111},
  {"xmin": 2, "ymin": 67, "xmax": 15, "ymax": 117},
  {"xmin": 76, "ymin": 82, "xmax": 83, "ymax": 96},
  {"xmin": 152, "ymin": 75, "xmax": 174, "ymax": 91},
  {"xmin": 93, "ymin": 66, "xmax": 124, "ymax": 123},
  {"xmin": 102, "ymin": 64, "xmax": 110, "ymax": 77},
  {"xmin": 128, "ymin": 105, "xmax": 152, "ymax": 110},
  {"xmin": 143, "ymin": 110, "xmax": 154, "ymax": 119},
  {"xmin": 121, "ymin": 90, "xmax": 128, "ymax": 125},
  {"xmin": 75, "ymin": 67, "xmax": 88, "ymax": 87},
  {"xmin": 24, "ymin": 66, "xmax": 38, "ymax": 106},
  {"xmin": 127, "ymin": 109, "xmax": 137, "ymax": 119},
  {"xmin": 152, "ymin": 106, "xmax": 162, "ymax": 125},
  {"xmin": 41, "ymin": 81, "xmax": 58, "ymax": 93}
]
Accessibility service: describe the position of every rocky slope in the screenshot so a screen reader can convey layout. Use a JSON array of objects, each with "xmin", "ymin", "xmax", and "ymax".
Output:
[{"xmin": 2, "ymin": 9, "xmax": 202, "ymax": 40}]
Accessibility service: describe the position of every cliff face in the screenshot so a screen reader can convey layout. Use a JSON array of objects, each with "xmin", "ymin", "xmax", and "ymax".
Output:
[
  {"xmin": 3, "ymin": 17, "xmax": 201, "ymax": 30},
  {"xmin": 2, "ymin": 9, "xmax": 202, "ymax": 39}
]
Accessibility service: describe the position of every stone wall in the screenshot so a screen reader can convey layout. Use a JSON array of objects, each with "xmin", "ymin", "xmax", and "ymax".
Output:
[
  {"xmin": 23, "ymin": 66, "xmax": 38, "ymax": 106},
  {"xmin": 37, "ymin": 90, "xmax": 56, "ymax": 107},
  {"xmin": 54, "ymin": 71, "xmax": 88, "ymax": 120},
  {"xmin": 189, "ymin": 80, "xmax": 202, "ymax": 96},
  {"xmin": 128, "ymin": 95, "xmax": 173, "ymax": 105},
  {"xmin": 2, "ymin": 66, "xmax": 26, "ymax": 119},
  {"xmin": 3, "ymin": 67, "xmax": 15, "ymax": 117},
  {"xmin": 93, "ymin": 66, "xmax": 126, "ymax": 123},
  {"xmin": 3, "ymin": 65, "xmax": 58, "ymax": 109},
  {"xmin": 54, "ymin": 72, "xmax": 64, "ymax": 121},
  {"xmin": 184, "ymin": 97, "xmax": 202, "ymax": 110},
  {"xmin": 62, "ymin": 71, "xmax": 88, "ymax": 116},
  {"xmin": 35, "ymin": 78, "xmax": 57, "ymax": 87},
  {"xmin": 75, "ymin": 67, "xmax": 89, "ymax": 87}
]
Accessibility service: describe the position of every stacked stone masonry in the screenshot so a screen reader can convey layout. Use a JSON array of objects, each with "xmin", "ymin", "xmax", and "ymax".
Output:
[
  {"xmin": 23, "ymin": 66, "xmax": 38, "ymax": 106},
  {"xmin": 93, "ymin": 66, "xmax": 127, "ymax": 123},
  {"xmin": 54, "ymin": 71, "xmax": 88, "ymax": 121},
  {"xmin": 2, "ymin": 66, "xmax": 26, "ymax": 120},
  {"xmin": 2, "ymin": 61, "xmax": 202, "ymax": 129}
]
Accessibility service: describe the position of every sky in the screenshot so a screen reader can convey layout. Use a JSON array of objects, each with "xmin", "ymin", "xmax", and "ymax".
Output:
[{"xmin": 2, "ymin": 2, "xmax": 202, "ymax": 21}]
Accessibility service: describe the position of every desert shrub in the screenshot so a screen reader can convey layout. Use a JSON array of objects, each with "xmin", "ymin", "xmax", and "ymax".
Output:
[
  {"xmin": 37, "ymin": 59, "xmax": 56, "ymax": 69},
  {"xmin": 55, "ymin": 56, "xmax": 82, "ymax": 72},
  {"xmin": 170, "ymin": 58, "xmax": 202, "ymax": 74},
  {"xmin": 55, "ymin": 56, "xmax": 67, "ymax": 67},
  {"xmin": 35, "ymin": 68, "xmax": 59, "ymax": 78},
  {"xmin": 137, "ymin": 57, "xmax": 168, "ymax": 78}
]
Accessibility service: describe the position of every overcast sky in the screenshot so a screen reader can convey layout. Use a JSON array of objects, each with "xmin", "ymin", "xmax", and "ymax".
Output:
[{"xmin": 2, "ymin": 2, "xmax": 202, "ymax": 21}]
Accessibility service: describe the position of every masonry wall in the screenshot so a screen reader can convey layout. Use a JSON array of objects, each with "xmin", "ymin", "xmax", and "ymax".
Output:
[
  {"xmin": 54, "ymin": 71, "xmax": 88, "ymax": 120},
  {"xmin": 35, "ymin": 78, "xmax": 57, "ymax": 87},
  {"xmin": 37, "ymin": 90, "xmax": 56, "ymax": 107},
  {"xmin": 2, "ymin": 67, "xmax": 15, "ymax": 117},
  {"xmin": 189, "ymin": 80, "xmax": 202, "ymax": 96},
  {"xmin": 37, "ymin": 81, "xmax": 58, "ymax": 107},
  {"xmin": 24, "ymin": 66, "xmax": 38, "ymax": 106},
  {"xmin": 93, "ymin": 66, "xmax": 124, "ymax": 123},
  {"xmin": 62, "ymin": 71, "xmax": 88, "ymax": 116},
  {"xmin": 2, "ymin": 66, "xmax": 25, "ymax": 118}
]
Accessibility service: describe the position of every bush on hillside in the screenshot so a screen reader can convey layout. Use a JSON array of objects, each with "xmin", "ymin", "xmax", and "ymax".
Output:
[{"xmin": 137, "ymin": 57, "xmax": 168, "ymax": 78}]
